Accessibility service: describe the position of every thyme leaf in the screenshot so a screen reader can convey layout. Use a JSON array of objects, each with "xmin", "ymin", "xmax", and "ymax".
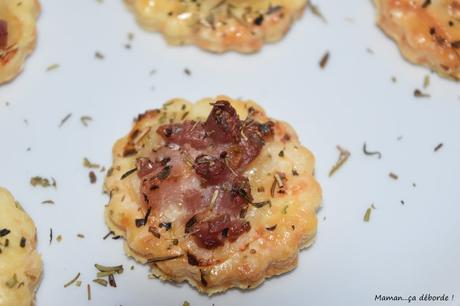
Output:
[
  {"xmin": 434, "ymin": 143, "xmax": 444, "ymax": 152},
  {"xmin": 30, "ymin": 176, "xmax": 57, "ymax": 188},
  {"xmin": 94, "ymin": 264, "xmax": 124, "ymax": 274},
  {"xmin": 308, "ymin": 2, "xmax": 327, "ymax": 23},
  {"xmin": 80, "ymin": 116, "xmax": 93, "ymax": 127},
  {"xmin": 414, "ymin": 89, "xmax": 430, "ymax": 98},
  {"xmin": 59, "ymin": 113, "xmax": 72, "ymax": 127},
  {"xmin": 120, "ymin": 167, "xmax": 137, "ymax": 180},
  {"xmin": 92, "ymin": 278, "xmax": 108, "ymax": 287},
  {"xmin": 87, "ymin": 284, "xmax": 92, "ymax": 301},
  {"xmin": 423, "ymin": 75, "xmax": 431, "ymax": 89},
  {"xmin": 83, "ymin": 158, "xmax": 100, "ymax": 169},
  {"xmin": 146, "ymin": 254, "xmax": 183, "ymax": 263},
  {"xmin": 46, "ymin": 63, "xmax": 60, "ymax": 71},
  {"xmin": 64, "ymin": 272, "xmax": 81, "ymax": 288},
  {"xmin": 0, "ymin": 228, "xmax": 10, "ymax": 237},
  {"xmin": 329, "ymin": 146, "xmax": 350, "ymax": 177},
  {"xmin": 363, "ymin": 207, "xmax": 372, "ymax": 222},
  {"xmin": 362, "ymin": 142, "xmax": 382, "ymax": 159}
]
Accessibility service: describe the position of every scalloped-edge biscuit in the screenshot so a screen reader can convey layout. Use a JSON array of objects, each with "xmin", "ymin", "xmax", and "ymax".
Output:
[
  {"xmin": 104, "ymin": 96, "xmax": 322, "ymax": 295},
  {"xmin": 0, "ymin": 0, "xmax": 40, "ymax": 84},
  {"xmin": 124, "ymin": 0, "xmax": 308, "ymax": 53},
  {"xmin": 0, "ymin": 187, "xmax": 42, "ymax": 306},
  {"xmin": 375, "ymin": 0, "xmax": 460, "ymax": 80}
]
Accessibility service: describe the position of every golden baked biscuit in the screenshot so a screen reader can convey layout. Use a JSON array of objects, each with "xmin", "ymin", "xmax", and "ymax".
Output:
[
  {"xmin": 0, "ymin": 0, "xmax": 40, "ymax": 84},
  {"xmin": 124, "ymin": 0, "xmax": 308, "ymax": 53},
  {"xmin": 375, "ymin": 0, "xmax": 460, "ymax": 80},
  {"xmin": 104, "ymin": 96, "xmax": 322, "ymax": 294},
  {"xmin": 0, "ymin": 187, "xmax": 42, "ymax": 306}
]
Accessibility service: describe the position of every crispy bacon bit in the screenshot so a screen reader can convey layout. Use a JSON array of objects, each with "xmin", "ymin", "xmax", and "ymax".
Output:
[
  {"xmin": 138, "ymin": 101, "xmax": 273, "ymax": 249},
  {"xmin": 0, "ymin": 20, "xmax": 7, "ymax": 49},
  {"xmin": 157, "ymin": 121, "xmax": 209, "ymax": 149},
  {"xmin": 205, "ymin": 100, "xmax": 241, "ymax": 143},
  {"xmin": 194, "ymin": 155, "xmax": 227, "ymax": 185},
  {"xmin": 136, "ymin": 157, "xmax": 155, "ymax": 177}
]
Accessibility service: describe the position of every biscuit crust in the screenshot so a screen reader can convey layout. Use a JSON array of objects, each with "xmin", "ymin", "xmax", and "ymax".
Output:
[
  {"xmin": 375, "ymin": 0, "xmax": 460, "ymax": 80},
  {"xmin": 124, "ymin": 0, "xmax": 308, "ymax": 53},
  {"xmin": 0, "ymin": 187, "xmax": 42, "ymax": 306},
  {"xmin": 0, "ymin": 0, "xmax": 40, "ymax": 84},
  {"xmin": 104, "ymin": 96, "xmax": 322, "ymax": 294}
]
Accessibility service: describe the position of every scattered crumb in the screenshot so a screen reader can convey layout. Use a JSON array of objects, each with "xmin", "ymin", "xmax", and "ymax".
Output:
[
  {"xmin": 89, "ymin": 171, "xmax": 97, "ymax": 184},
  {"xmin": 95, "ymin": 51, "xmax": 105, "ymax": 60}
]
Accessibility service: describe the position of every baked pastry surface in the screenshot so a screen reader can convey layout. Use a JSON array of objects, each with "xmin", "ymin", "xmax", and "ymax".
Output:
[
  {"xmin": 0, "ymin": 0, "xmax": 40, "ymax": 84},
  {"xmin": 124, "ymin": 0, "xmax": 308, "ymax": 53},
  {"xmin": 0, "ymin": 187, "xmax": 42, "ymax": 306},
  {"xmin": 375, "ymin": 0, "xmax": 460, "ymax": 79},
  {"xmin": 104, "ymin": 96, "xmax": 321, "ymax": 294}
]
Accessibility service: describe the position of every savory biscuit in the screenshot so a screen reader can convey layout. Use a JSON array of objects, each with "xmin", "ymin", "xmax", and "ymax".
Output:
[
  {"xmin": 0, "ymin": 0, "xmax": 40, "ymax": 84},
  {"xmin": 375, "ymin": 0, "xmax": 460, "ymax": 80},
  {"xmin": 0, "ymin": 187, "xmax": 42, "ymax": 306},
  {"xmin": 104, "ymin": 96, "xmax": 322, "ymax": 294},
  {"xmin": 124, "ymin": 0, "xmax": 308, "ymax": 53}
]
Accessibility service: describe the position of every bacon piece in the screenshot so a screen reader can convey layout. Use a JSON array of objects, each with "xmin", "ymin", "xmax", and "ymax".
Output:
[
  {"xmin": 136, "ymin": 157, "xmax": 157, "ymax": 177},
  {"xmin": 193, "ymin": 154, "xmax": 228, "ymax": 185},
  {"xmin": 157, "ymin": 121, "xmax": 209, "ymax": 149},
  {"xmin": 204, "ymin": 100, "xmax": 241, "ymax": 144},
  {"xmin": 0, "ymin": 20, "xmax": 7, "ymax": 49},
  {"xmin": 138, "ymin": 101, "xmax": 274, "ymax": 249},
  {"xmin": 239, "ymin": 121, "xmax": 274, "ymax": 166}
]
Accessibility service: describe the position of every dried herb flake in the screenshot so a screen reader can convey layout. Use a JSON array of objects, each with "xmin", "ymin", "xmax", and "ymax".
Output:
[
  {"xmin": 308, "ymin": 2, "xmax": 327, "ymax": 23},
  {"xmin": 59, "ymin": 113, "xmax": 72, "ymax": 127},
  {"xmin": 80, "ymin": 116, "xmax": 93, "ymax": 127},
  {"xmin": 363, "ymin": 207, "xmax": 372, "ymax": 222},
  {"xmin": 64, "ymin": 272, "xmax": 81, "ymax": 288},
  {"xmin": 319, "ymin": 51, "xmax": 330, "ymax": 69},
  {"xmin": 329, "ymin": 146, "xmax": 350, "ymax": 177},
  {"xmin": 434, "ymin": 143, "xmax": 444, "ymax": 152},
  {"xmin": 363, "ymin": 142, "xmax": 382, "ymax": 159},
  {"xmin": 146, "ymin": 254, "xmax": 183, "ymax": 263}
]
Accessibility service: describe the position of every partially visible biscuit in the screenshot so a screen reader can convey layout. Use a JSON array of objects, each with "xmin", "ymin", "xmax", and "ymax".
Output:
[
  {"xmin": 375, "ymin": 0, "xmax": 460, "ymax": 80},
  {"xmin": 0, "ymin": 0, "xmax": 40, "ymax": 84},
  {"xmin": 124, "ymin": 0, "xmax": 308, "ymax": 53},
  {"xmin": 104, "ymin": 96, "xmax": 322, "ymax": 294},
  {"xmin": 0, "ymin": 187, "xmax": 42, "ymax": 306}
]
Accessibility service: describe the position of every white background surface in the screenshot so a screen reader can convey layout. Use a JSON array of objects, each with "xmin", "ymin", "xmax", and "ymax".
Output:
[{"xmin": 1, "ymin": 0, "xmax": 460, "ymax": 305}]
